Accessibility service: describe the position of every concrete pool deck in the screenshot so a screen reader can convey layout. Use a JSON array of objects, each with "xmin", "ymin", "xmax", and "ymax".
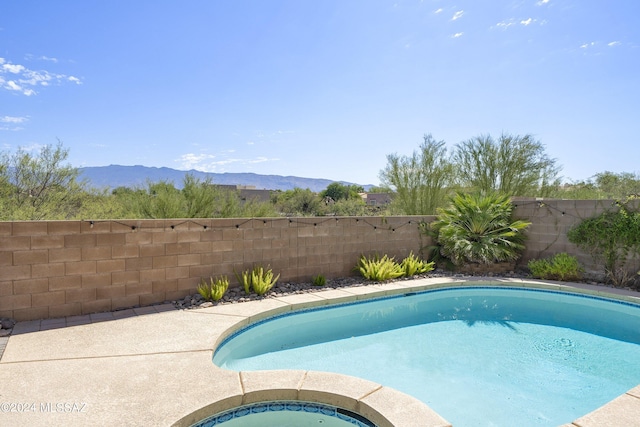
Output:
[{"xmin": 1, "ymin": 276, "xmax": 639, "ymax": 427}]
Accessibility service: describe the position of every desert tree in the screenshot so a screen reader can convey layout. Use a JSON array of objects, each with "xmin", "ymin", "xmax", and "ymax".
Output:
[
  {"xmin": 320, "ymin": 182, "xmax": 364, "ymax": 202},
  {"xmin": 0, "ymin": 141, "xmax": 89, "ymax": 220},
  {"xmin": 118, "ymin": 174, "xmax": 278, "ymax": 219},
  {"xmin": 452, "ymin": 133, "xmax": 561, "ymax": 197},
  {"xmin": 379, "ymin": 134, "xmax": 454, "ymax": 215},
  {"xmin": 271, "ymin": 187, "xmax": 323, "ymax": 216},
  {"xmin": 334, "ymin": 198, "xmax": 368, "ymax": 215},
  {"xmin": 593, "ymin": 171, "xmax": 640, "ymax": 199}
]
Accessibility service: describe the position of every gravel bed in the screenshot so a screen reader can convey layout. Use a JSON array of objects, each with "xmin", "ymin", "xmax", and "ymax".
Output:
[{"xmin": 172, "ymin": 269, "xmax": 533, "ymax": 310}]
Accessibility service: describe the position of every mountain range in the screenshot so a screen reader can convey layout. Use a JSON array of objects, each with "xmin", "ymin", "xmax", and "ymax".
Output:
[{"xmin": 78, "ymin": 165, "xmax": 373, "ymax": 192}]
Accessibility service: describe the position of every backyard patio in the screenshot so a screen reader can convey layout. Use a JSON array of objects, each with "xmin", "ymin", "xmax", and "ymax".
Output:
[{"xmin": 1, "ymin": 276, "xmax": 639, "ymax": 427}]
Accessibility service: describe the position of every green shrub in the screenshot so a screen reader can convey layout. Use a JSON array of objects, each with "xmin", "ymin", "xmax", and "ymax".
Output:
[
  {"xmin": 197, "ymin": 280, "xmax": 212, "ymax": 301},
  {"xmin": 430, "ymin": 192, "xmax": 531, "ymax": 265},
  {"xmin": 197, "ymin": 276, "xmax": 230, "ymax": 301},
  {"xmin": 235, "ymin": 265, "xmax": 280, "ymax": 296},
  {"xmin": 528, "ymin": 253, "xmax": 583, "ymax": 282},
  {"xmin": 312, "ymin": 274, "xmax": 326, "ymax": 286},
  {"xmin": 567, "ymin": 200, "xmax": 640, "ymax": 286},
  {"xmin": 357, "ymin": 254, "xmax": 405, "ymax": 281},
  {"xmin": 210, "ymin": 276, "xmax": 229, "ymax": 301},
  {"xmin": 235, "ymin": 269, "xmax": 253, "ymax": 295},
  {"xmin": 400, "ymin": 251, "xmax": 435, "ymax": 277},
  {"xmin": 250, "ymin": 265, "xmax": 280, "ymax": 296}
]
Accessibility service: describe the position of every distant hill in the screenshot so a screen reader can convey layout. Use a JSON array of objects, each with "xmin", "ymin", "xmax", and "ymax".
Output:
[{"xmin": 78, "ymin": 165, "xmax": 372, "ymax": 192}]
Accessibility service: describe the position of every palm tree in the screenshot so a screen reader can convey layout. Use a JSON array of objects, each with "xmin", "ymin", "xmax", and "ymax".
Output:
[{"xmin": 431, "ymin": 192, "xmax": 530, "ymax": 265}]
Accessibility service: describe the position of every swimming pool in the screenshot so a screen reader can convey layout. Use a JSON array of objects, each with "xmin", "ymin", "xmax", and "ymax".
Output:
[{"xmin": 213, "ymin": 286, "xmax": 640, "ymax": 427}]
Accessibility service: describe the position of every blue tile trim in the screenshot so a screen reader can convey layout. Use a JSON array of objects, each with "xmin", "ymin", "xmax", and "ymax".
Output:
[
  {"xmin": 214, "ymin": 284, "xmax": 640, "ymax": 358},
  {"xmin": 190, "ymin": 400, "xmax": 376, "ymax": 427}
]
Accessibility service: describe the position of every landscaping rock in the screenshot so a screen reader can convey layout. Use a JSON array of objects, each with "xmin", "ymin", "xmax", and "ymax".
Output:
[
  {"xmin": 1, "ymin": 318, "xmax": 16, "ymax": 330},
  {"xmin": 173, "ymin": 268, "xmax": 615, "ymax": 311},
  {"xmin": 175, "ymin": 274, "xmax": 428, "ymax": 310}
]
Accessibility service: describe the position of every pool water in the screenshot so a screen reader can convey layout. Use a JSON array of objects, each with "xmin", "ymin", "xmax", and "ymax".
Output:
[
  {"xmin": 213, "ymin": 287, "xmax": 640, "ymax": 427},
  {"xmin": 191, "ymin": 401, "xmax": 375, "ymax": 427}
]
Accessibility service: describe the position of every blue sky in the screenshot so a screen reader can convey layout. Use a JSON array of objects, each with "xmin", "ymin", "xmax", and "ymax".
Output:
[{"xmin": 1, "ymin": 0, "xmax": 638, "ymax": 186}]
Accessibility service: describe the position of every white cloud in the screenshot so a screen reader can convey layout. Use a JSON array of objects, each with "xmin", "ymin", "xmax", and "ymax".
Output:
[
  {"xmin": 2, "ymin": 63, "xmax": 25, "ymax": 74},
  {"xmin": 434, "ymin": 8, "xmax": 443, "ymax": 14},
  {"xmin": 608, "ymin": 41, "xmax": 621, "ymax": 47},
  {"xmin": 20, "ymin": 143, "xmax": 45, "ymax": 152},
  {"xmin": 213, "ymin": 158, "xmax": 241, "ymax": 166},
  {"xmin": 6, "ymin": 81, "xmax": 24, "ymax": 92},
  {"xmin": 536, "ymin": 0, "xmax": 550, "ymax": 5},
  {"xmin": 0, "ymin": 116, "xmax": 27, "ymax": 131},
  {"xmin": 452, "ymin": 10, "xmax": 464, "ymax": 21},
  {"xmin": 495, "ymin": 17, "xmax": 539, "ymax": 29},
  {"xmin": 25, "ymin": 54, "xmax": 59, "ymax": 63},
  {"xmin": 452, "ymin": 32, "xmax": 464, "ymax": 38},
  {"xmin": 0, "ymin": 56, "xmax": 82, "ymax": 95},
  {"xmin": 1, "ymin": 116, "xmax": 28, "ymax": 124},
  {"xmin": 178, "ymin": 153, "xmax": 216, "ymax": 169},
  {"xmin": 495, "ymin": 19, "xmax": 516, "ymax": 29},
  {"xmin": 175, "ymin": 152, "xmax": 278, "ymax": 172},
  {"xmin": 248, "ymin": 157, "xmax": 270, "ymax": 164},
  {"xmin": 580, "ymin": 42, "xmax": 596, "ymax": 49}
]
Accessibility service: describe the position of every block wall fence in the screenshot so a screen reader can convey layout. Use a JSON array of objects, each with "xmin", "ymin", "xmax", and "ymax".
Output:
[
  {"xmin": 1, "ymin": 199, "xmax": 638, "ymax": 321},
  {"xmin": 513, "ymin": 198, "xmax": 639, "ymax": 274},
  {"xmin": 0, "ymin": 216, "xmax": 429, "ymax": 321}
]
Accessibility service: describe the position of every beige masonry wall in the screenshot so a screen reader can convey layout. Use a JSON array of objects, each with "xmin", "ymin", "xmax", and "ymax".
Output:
[
  {"xmin": 1, "ymin": 199, "xmax": 638, "ymax": 322},
  {"xmin": 513, "ymin": 198, "xmax": 640, "ymax": 275},
  {"xmin": 0, "ymin": 216, "xmax": 429, "ymax": 321}
]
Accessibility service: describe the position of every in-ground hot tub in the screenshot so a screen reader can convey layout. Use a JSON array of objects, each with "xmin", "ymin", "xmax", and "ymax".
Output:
[{"xmin": 190, "ymin": 400, "xmax": 377, "ymax": 427}]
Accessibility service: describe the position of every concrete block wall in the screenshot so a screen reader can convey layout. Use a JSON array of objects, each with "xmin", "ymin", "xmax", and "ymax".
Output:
[
  {"xmin": 513, "ymin": 198, "xmax": 640, "ymax": 275},
  {"xmin": 0, "ymin": 216, "xmax": 428, "ymax": 321},
  {"xmin": 2, "ymin": 199, "xmax": 638, "ymax": 322}
]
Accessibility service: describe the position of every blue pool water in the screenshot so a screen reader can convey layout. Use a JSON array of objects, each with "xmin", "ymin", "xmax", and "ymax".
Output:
[
  {"xmin": 213, "ymin": 287, "xmax": 640, "ymax": 427},
  {"xmin": 191, "ymin": 401, "xmax": 375, "ymax": 427}
]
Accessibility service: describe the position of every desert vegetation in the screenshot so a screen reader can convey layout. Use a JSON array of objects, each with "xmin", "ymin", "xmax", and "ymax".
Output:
[
  {"xmin": 528, "ymin": 253, "xmax": 584, "ymax": 282},
  {"xmin": 356, "ymin": 252, "xmax": 434, "ymax": 281},
  {"xmin": 1, "ymin": 136, "xmax": 639, "ymax": 220},
  {"xmin": 427, "ymin": 192, "xmax": 531, "ymax": 267},
  {"xmin": 567, "ymin": 197, "xmax": 640, "ymax": 286}
]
